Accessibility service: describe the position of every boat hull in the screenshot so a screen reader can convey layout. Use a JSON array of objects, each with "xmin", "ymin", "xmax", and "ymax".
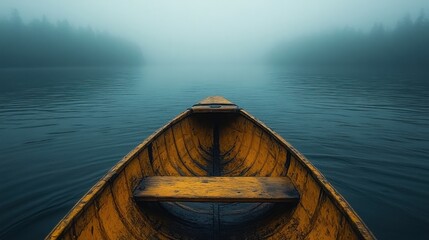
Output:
[{"xmin": 47, "ymin": 97, "xmax": 374, "ymax": 239}]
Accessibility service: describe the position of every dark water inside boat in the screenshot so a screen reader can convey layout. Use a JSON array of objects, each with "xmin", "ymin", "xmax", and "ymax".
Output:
[{"xmin": 0, "ymin": 65, "xmax": 428, "ymax": 239}]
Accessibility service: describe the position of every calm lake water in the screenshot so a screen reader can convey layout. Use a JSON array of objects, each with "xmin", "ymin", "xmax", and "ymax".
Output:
[{"xmin": 0, "ymin": 65, "xmax": 428, "ymax": 239}]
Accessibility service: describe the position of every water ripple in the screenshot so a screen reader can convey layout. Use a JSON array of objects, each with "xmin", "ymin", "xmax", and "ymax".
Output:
[{"xmin": 0, "ymin": 66, "xmax": 428, "ymax": 239}]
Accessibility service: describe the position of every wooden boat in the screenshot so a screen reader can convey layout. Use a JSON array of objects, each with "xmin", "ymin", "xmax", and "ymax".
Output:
[{"xmin": 47, "ymin": 96, "xmax": 374, "ymax": 239}]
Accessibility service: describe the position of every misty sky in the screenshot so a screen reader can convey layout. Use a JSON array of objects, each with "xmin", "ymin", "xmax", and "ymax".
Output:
[{"xmin": 1, "ymin": 0, "xmax": 428, "ymax": 64}]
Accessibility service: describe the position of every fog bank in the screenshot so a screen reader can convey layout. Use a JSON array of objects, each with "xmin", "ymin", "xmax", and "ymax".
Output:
[
  {"xmin": 1, "ymin": 1, "xmax": 428, "ymax": 64},
  {"xmin": 0, "ymin": 11, "xmax": 143, "ymax": 67},
  {"xmin": 272, "ymin": 13, "xmax": 429, "ymax": 68}
]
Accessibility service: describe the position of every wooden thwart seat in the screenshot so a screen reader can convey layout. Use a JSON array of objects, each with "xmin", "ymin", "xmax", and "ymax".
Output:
[{"xmin": 133, "ymin": 176, "xmax": 299, "ymax": 203}]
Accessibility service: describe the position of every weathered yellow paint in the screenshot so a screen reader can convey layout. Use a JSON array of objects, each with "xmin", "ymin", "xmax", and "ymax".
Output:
[
  {"xmin": 134, "ymin": 176, "xmax": 299, "ymax": 202},
  {"xmin": 46, "ymin": 96, "xmax": 375, "ymax": 240},
  {"xmin": 198, "ymin": 96, "xmax": 233, "ymax": 105}
]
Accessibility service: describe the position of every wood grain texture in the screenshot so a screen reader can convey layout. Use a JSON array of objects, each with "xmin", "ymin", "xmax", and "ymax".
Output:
[
  {"xmin": 134, "ymin": 176, "xmax": 299, "ymax": 203},
  {"xmin": 191, "ymin": 104, "xmax": 239, "ymax": 113},
  {"xmin": 198, "ymin": 96, "xmax": 233, "ymax": 105},
  {"xmin": 192, "ymin": 96, "xmax": 238, "ymax": 113},
  {"xmin": 46, "ymin": 96, "xmax": 375, "ymax": 240}
]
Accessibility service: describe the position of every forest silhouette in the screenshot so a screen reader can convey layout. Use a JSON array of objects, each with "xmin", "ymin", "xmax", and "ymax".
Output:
[
  {"xmin": 273, "ymin": 12, "xmax": 429, "ymax": 68},
  {"xmin": 0, "ymin": 10, "xmax": 143, "ymax": 67}
]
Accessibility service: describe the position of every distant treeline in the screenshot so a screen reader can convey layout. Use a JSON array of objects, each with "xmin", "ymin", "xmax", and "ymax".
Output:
[
  {"xmin": 0, "ymin": 10, "xmax": 143, "ymax": 67},
  {"xmin": 272, "ymin": 12, "xmax": 429, "ymax": 67}
]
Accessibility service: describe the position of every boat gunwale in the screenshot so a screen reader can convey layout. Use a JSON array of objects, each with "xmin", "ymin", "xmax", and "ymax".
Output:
[
  {"xmin": 46, "ymin": 109, "xmax": 193, "ymax": 239},
  {"xmin": 47, "ymin": 102, "xmax": 375, "ymax": 240}
]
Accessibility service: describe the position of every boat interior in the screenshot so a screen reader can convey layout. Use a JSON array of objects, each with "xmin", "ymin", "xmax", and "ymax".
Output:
[{"xmin": 134, "ymin": 112, "xmax": 299, "ymax": 239}]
